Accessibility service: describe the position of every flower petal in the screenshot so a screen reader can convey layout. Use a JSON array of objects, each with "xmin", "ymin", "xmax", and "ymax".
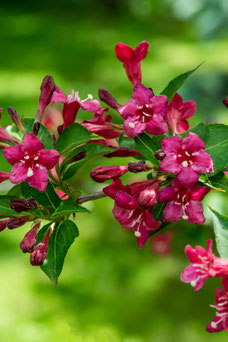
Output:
[
  {"xmin": 183, "ymin": 132, "xmax": 205, "ymax": 152},
  {"xmin": 163, "ymin": 201, "xmax": 183, "ymax": 222},
  {"xmin": 161, "ymin": 136, "xmax": 182, "ymax": 154},
  {"xmin": 131, "ymin": 84, "xmax": 154, "ymax": 105},
  {"xmin": 27, "ymin": 166, "xmax": 49, "ymax": 192},
  {"xmin": 115, "ymin": 43, "xmax": 133, "ymax": 62},
  {"xmin": 145, "ymin": 114, "xmax": 168, "ymax": 135},
  {"xmin": 123, "ymin": 117, "xmax": 146, "ymax": 138},
  {"xmin": 134, "ymin": 41, "xmax": 149, "ymax": 61},
  {"xmin": 191, "ymin": 185, "xmax": 210, "ymax": 201},
  {"xmin": 118, "ymin": 101, "xmax": 138, "ymax": 119},
  {"xmin": 115, "ymin": 191, "xmax": 136, "ymax": 210},
  {"xmin": 80, "ymin": 100, "xmax": 101, "ymax": 113},
  {"xmin": 10, "ymin": 163, "xmax": 28, "ymax": 183},
  {"xmin": 177, "ymin": 167, "xmax": 199, "ymax": 188},
  {"xmin": 185, "ymin": 200, "xmax": 205, "ymax": 225},
  {"xmin": 159, "ymin": 187, "xmax": 175, "ymax": 202},
  {"xmin": 193, "ymin": 150, "xmax": 214, "ymax": 173},
  {"xmin": 160, "ymin": 154, "xmax": 181, "ymax": 174},
  {"xmin": 3, "ymin": 145, "xmax": 24, "ymax": 165},
  {"xmin": 149, "ymin": 95, "xmax": 168, "ymax": 117},
  {"xmin": 38, "ymin": 149, "xmax": 59, "ymax": 169},
  {"xmin": 21, "ymin": 134, "xmax": 44, "ymax": 154}
]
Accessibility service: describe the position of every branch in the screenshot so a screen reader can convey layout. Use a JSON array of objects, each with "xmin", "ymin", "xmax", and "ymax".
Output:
[{"xmin": 77, "ymin": 191, "xmax": 107, "ymax": 204}]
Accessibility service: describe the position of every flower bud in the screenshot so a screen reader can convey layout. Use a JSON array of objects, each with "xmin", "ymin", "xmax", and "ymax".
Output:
[
  {"xmin": 10, "ymin": 197, "xmax": 38, "ymax": 213},
  {"xmin": 30, "ymin": 229, "xmax": 51, "ymax": 266},
  {"xmin": 67, "ymin": 150, "xmax": 87, "ymax": 164},
  {"xmin": 0, "ymin": 171, "xmax": 10, "ymax": 183},
  {"xmin": 128, "ymin": 161, "xmax": 147, "ymax": 173},
  {"xmin": 98, "ymin": 89, "xmax": 120, "ymax": 109},
  {"xmin": 154, "ymin": 149, "xmax": 166, "ymax": 161},
  {"xmin": 20, "ymin": 221, "xmax": 41, "ymax": 253},
  {"xmin": 7, "ymin": 217, "xmax": 29, "ymax": 229},
  {"xmin": 90, "ymin": 165, "xmax": 128, "ymax": 183},
  {"xmin": 223, "ymin": 96, "xmax": 228, "ymax": 108},
  {"xmin": 0, "ymin": 220, "xmax": 8, "ymax": 232},
  {"xmin": 32, "ymin": 120, "xmax": 41, "ymax": 136},
  {"xmin": 137, "ymin": 183, "xmax": 159, "ymax": 208},
  {"xmin": 38, "ymin": 75, "xmax": 55, "ymax": 117},
  {"xmin": 7, "ymin": 107, "xmax": 25, "ymax": 134}
]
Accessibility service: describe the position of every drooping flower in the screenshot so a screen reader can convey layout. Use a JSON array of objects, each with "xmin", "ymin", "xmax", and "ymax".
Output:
[
  {"xmin": 51, "ymin": 87, "xmax": 100, "ymax": 130},
  {"xmin": 118, "ymin": 84, "xmax": 168, "ymax": 138},
  {"xmin": 159, "ymin": 178, "xmax": 210, "ymax": 224},
  {"xmin": 115, "ymin": 41, "xmax": 149, "ymax": 86},
  {"xmin": 181, "ymin": 240, "xmax": 228, "ymax": 291},
  {"xmin": 166, "ymin": 93, "xmax": 196, "ymax": 134},
  {"xmin": 160, "ymin": 133, "xmax": 213, "ymax": 188},
  {"xmin": 20, "ymin": 221, "xmax": 41, "ymax": 253},
  {"xmin": 3, "ymin": 133, "xmax": 59, "ymax": 191},
  {"xmin": 103, "ymin": 178, "xmax": 161, "ymax": 247},
  {"xmin": 82, "ymin": 108, "xmax": 122, "ymax": 139},
  {"xmin": 207, "ymin": 278, "xmax": 228, "ymax": 332},
  {"xmin": 90, "ymin": 165, "xmax": 128, "ymax": 183},
  {"xmin": 30, "ymin": 228, "xmax": 51, "ymax": 266}
]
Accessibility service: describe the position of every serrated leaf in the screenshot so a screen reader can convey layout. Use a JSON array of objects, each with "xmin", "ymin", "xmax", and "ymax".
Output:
[
  {"xmin": 161, "ymin": 64, "xmax": 202, "ymax": 103},
  {"xmin": 134, "ymin": 133, "xmax": 164, "ymax": 165},
  {"xmin": 41, "ymin": 220, "xmax": 79, "ymax": 284},
  {"xmin": 55, "ymin": 123, "xmax": 99, "ymax": 155},
  {"xmin": 199, "ymin": 173, "xmax": 228, "ymax": 191},
  {"xmin": 21, "ymin": 181, "xmax": 61, "ymax": 209},
  {"xmin": 208, "ymin": 206, "xmax": 228, "ymax": 259},
  {"xmin": 51, "ymin": 200, "xmax": 89, "ymax": 219},
  {"xmin": 23, "ymin": 118, "xmax": 54, "ymax": 150}
]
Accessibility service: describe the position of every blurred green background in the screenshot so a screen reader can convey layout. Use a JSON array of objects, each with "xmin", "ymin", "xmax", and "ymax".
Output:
[{"xmin": 0, "ymin": 0, "xmax": 228, "ymax": 341}]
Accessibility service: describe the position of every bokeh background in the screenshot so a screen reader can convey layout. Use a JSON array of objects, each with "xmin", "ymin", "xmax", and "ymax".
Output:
[{"xmin": 0, "ymin": 0, "xmax": 228, "ymax": 341}]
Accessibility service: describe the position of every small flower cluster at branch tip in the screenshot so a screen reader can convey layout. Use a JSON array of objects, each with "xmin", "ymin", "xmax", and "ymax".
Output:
[{"xmin": 30, "ymin": 226, "xmax": 52, "ymax": 266}]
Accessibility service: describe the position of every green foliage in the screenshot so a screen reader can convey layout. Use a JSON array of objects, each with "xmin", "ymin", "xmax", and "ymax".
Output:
[
  {"xmin": 134, "ymin": 133, "xmax": 164, "ymax": 165},
  {"xmin": 23, "ymin": 118, "xmax": 54, "ymax": 149},
  {"xmin": 208, "ymin": 206, "xmax": 228, "ymax": 259},
  {"xmin": 0, "ymin": 195, "xmax": 21, "ymax": 217},
  {"xmin": 41, "ymin": 220, "xmax": 79, "ymax": 284},
  {"xmin": 161, "ymin": 64, "xmax": 202, "ymax": 103},
  {"xmin": 55, "ymin": 123, "xmax": 98, "ymax": 155},
  {"xmin": 199, "ymin": 172, "xmax": 228, "ymax": 191},
  {"xmin": 51, "ymin": 200, "xmax": 89, "ymax": 219}
]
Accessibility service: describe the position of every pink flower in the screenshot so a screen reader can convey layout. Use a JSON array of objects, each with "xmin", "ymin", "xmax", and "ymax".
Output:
[
  {"xmin": 51, "ymin": 87, "xmax": 100, "ymax": 129},
  {"xmin": 207, "ymin": 278, "xmax": 228, "ymax": 332},
  {"xmin": 166, "ymin": 93, "xmax": 196, "ymax": 134},
  {"xmin": 3, "ymin": 133, "xmax": 59, "ymax": 191},
  {"xmin": 159, "ymin": 178, "xmax": 210, "ymax": 224},
  {"xmin": 160, "ymin": 133, "xmax": 213, "ymax": 188},
  {"xmin": 181, "ymin": 240, "xmax": 228, "ymax": 291},
  {"xmin": 103, "ymin": 178, "xmax": 161, "ymax": 247},
  {"xmin": 151, "ymin": 231, "xmax": 173, "ymax": 256},
  {"xmin": 118, "ymin": 84, "xmax": 168, "ymax": 138},
  {"xmin": 82, "ymin": 108, "xmax": 122, "ymax": 139},
  {"xmin": 90, "ymin": 165, "xmax": 128, "ymax": 183},
  {"xmin": 115, "ymin": 41, "xmax": 149, "ymax": 86}
]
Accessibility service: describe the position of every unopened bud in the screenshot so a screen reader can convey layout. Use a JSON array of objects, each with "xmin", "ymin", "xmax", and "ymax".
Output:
[
  {"xmin": 90, "ymin": 165, "xmax": 128, "ymax": 183},
  {"xmin": 98, "ymin": 89, "xmax": 121, "ymax": 109},
  {"xmin": 128, "ymin": 161, "xmax": 147, "ymax": 173},
  {"xmin": 67, "ymin": 150, "xmax": 87, "ymax": 164},
  {"xmin": 30, "ymin": 228, "xmax": 51, "ymax": 265},
  {"xmin": 38, "ymin": 75, "xmax": 55, "ymax": 117},
  {"xmin": 0, "ymin": 171, "xmax": 10, "ymax": 183},
  {"xmin": 20, "ymin": 221, "xmax": 41, "ymax": 253},
  {"xmin": 154, "ymin": 149, "xmax": 166, "ymax": 161},
  {"xmin": 32, "ymin": 120, "xmax": 41, "ymax": 136},
  {"xmin": 223, "ymin": 96, "xmax": 228, "ymax": 108},
  {"xmin": 7, "ymin": 107, "xmax": 25, "ymax": 134},
  {"xmin": 0, "ymin": 220, "xmax": 8, "ymax": 232},
  {"xmin": 10, "ymin": 197, "xmax": 38, "ymax": 213},
  {"xmin": 7, "ymin": 217, "xmax": 29, "ymax": 229}
]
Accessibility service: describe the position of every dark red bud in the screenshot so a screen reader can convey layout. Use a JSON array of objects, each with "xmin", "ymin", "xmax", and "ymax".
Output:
[
  {"xmin": 32, "ymin": 120, "xmax": 41, "ymax": 136},
  {"xmin": 7, "ymin": 217, "xmax": 29, "ymax": 229},
  {"xmin": 20, "ymin": 221, "xmax": 41, "ymax": 253},
  {"xmin": 154, "ymin": 149, "xmax": 166, "ymax": 161},
  {"xmin": 90, "ymin": 165, "xmax": 128, "ymax": 183},
  {"xmin": 67, "ymin": 150, "xmax": 87, "ymax": 164},
  {"xmin": 30, "ymin": 229, "xmax": 51, "ymax": 266},
  {"xmin": 0, "ymin": 220, "xmax": 8, "ymax": 232},
  {"xmin": 105, "ymin": 147, "xmax": 141, "ymax": 158},
  {"xmin": 7, "ymin": 107, "xmax": 25, "ymax": 134},
  {"xmin": 38, "ymin": 75, "xmax": 55, "ymax": 116},
  {"xmin": 223, "ymin": 97, "xmax": 228, "ymax": 108},
  {"xmin": 98, "ymin": 89, "xmax": 121, "ymax": 109},
  {"xmin": 128, "ymin": 161, "xmax": 147, "ymax": 173},
  {"xmin": 10, "ymin": 197, "xmax": 38, "ymax": 212}
]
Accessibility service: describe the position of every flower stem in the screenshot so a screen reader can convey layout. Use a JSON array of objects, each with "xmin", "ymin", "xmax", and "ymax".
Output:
[{"xmin": 77, "ymin": 191, "xmax": 107, "ymax": 204}]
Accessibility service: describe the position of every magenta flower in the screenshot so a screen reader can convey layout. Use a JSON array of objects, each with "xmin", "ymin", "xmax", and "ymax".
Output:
[
  {"xmin": 3, "ymin": 134, "xmax": 59, "ymax": 191},
  {"xmin": 207, "ymin": 278, "xmax": 228, "ymax": 332},
  {"xmin": 160, "ymin": 133, "xmax": 213, "ymax": 188},
  {"xmin": 82, "ymin": 108, "xmax": 122, "ymax": 139},
  {"xmin": 51, "ymin": 86, "xmax": 100, "ymax": 129},
  {"xmin": 103, "ymin": 178, "xmax": 161, "ymax": 248},
  {"xmin": 166, "ymin": 93, "xmax": 196, "ymax": 134},
  {"xmin": 115, "ymin": 41, "xmax": 149, "ymax": 86},
  {"xmin": 90, "ymin": 165, "xmax": 128, "ymax": 183},
  {"xmin": 181, "ymin": 240, "xmax": 228, "ymax": 291},
  {"xmin": 159, "ymin": 178, "xmax": 210, "ymax": 224},
  {"xmin": 118, "ymin": 84, "xmax": 168, "ymax": 138}
]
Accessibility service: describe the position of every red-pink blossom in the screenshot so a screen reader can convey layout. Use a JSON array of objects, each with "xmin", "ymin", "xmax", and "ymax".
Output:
[
  {"xmin": 159, "ymin": 178, "xmax": 210, "ymax": 224},
  {"xmin": 3, "ymin": 134, "xmax": 59, "ymax": 191},
  {"xmin": 160, "ymin": 133, "xmax": 213, "ymax": 188},
  {"xmin": 118, "ymin": 84, "xmax": 168, "ymax": 138},
  {"xmin": 51, "ymin": 87, "xmax": 100, "ymax": 129},
  {"xmin": 151, "ymin": 231, "xmax": 173, "ymax": 256},
  {"xmin": 166, "ymin": 93, "xmax": 196, "ymax": 134},
  {"xmin": 115, "ymin": 41, "xmax": 149, "ymax": 86},
  {"xmin": 207, "ymin": 278, "xmax": 228, "ymax": 332},
  {"xmin": 90, "ymin": 165, "xmax": 128, "ymax": 183},
  {"xmin": 181, "ymin": 240, "xmax": 228, "ymax": 291},
  {"xmin": 103, "ymin": 178, "xmax": 161, "ymax": 247}
]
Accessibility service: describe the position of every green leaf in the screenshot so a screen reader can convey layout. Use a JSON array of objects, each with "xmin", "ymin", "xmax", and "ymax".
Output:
[
  {"xmin": 23, "ymin": 118, "xmax": 54, "ymax": 150},
  {"xmin": 61, "ymin": 143, "xmax": 111, "ymax": 181},
  {"xmin": 149, "ymin": 202, "xmax": 170, "ymax": 237},
  {"xmin": 161, "ymin": 64, "xmax": 202, "ymax": 103},
  {"xmin": 0, "ymin": 195, "xmax": 21, "ymax": 216},
  {"xmin": 134, "ymin": 133, "xmax": 164, "ymax": 165},
  {"xmin": 7, "ymin": 184, "xmax": 22, "ymax": 197},
  {"xmin": 51, "ymin": 200, "xmax": 89, "ymax": 219},
  {"xmin": 41, "ymin": 220, "xmax": 79, "ymax": 284},
  {"xmin": 36, "ymin": 222, "xmax": 52, "ymax": 245},
  {"xmin": 199, "ymin": 172, "xmax": 228, "ymax": 191},
  {"xmin": 55, "ymin": 123, "xmax": 98, "ymax": 155},
  {"xmin": 208, "ymin": 206, "xmax": 228, "ymax": 259},
  {"xmin": 182, "ymin": 123, "xmax": 206, "ymax": 140},
  {"xmin": 21, "ymin": 181, "xmax": 61, "ymax": 210},
  {"xmin": 118, "ymin": 133, "xmax": 138, "ymax": 150},
  {"xmin": 204, "ymin": 124, "xmax": 228, "ymax": 176}
]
